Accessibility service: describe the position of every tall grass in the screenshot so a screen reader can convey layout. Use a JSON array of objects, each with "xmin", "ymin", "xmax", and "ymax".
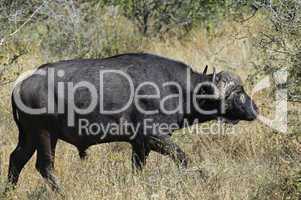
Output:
[{"xmin": 0, "ymin": 7, "xmax": 300, "ymax": 200}]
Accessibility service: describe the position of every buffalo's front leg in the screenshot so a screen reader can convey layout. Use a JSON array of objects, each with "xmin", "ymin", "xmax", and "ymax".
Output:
[
  {"xmin": 77, "ymin": 146, "xmax": 88, "ymax": 160},
  {"xmin": 35, "ymin": 130, "xmax": 61, "ymax": 193},
  {"xmin": 131, "ymin": 138, "xmax": 151, "ymax": 172},
  {"xmin": 149, "ymin": 136, "xmax": 188, "ymax": 169}
]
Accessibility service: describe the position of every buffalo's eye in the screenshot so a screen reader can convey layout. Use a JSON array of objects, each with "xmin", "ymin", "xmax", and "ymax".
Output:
[{"xmin": 239, "ymin": 94, "xmax": 246, "ymax": 104}]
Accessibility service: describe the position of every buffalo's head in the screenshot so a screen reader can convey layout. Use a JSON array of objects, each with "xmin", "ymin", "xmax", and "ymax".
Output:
[{"xmin": 202, "ymin": 66, "xmax": 258, "ymax": 124}]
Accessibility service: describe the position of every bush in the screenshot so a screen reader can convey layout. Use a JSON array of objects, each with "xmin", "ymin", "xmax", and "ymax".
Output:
[
  {"xmin": 38, "ymin": 2, "xmax": 142, "ymax": 60},
  {"xmin": 0, "ymin": 1, "xmax": 143, "ymax": 62},
  {"xmin": 99, "ymin": 0, "xmax": 229, "ymax": 35},
  {"xmin": 245, "ymin": 0, "xmax": 301, "ymax": 101}
]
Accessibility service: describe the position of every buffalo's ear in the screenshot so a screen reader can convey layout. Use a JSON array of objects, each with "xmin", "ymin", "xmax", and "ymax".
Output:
[
  {"xmin": 203, "ymin": 65, "xmax": 208, "ymax": 75},
  {"xmin": 212, "ymin": 67, "xmax": 216, "ymax": 83}
]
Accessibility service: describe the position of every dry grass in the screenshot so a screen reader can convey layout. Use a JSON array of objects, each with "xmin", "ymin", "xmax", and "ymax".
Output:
[{"xmin": 0, "ymin": 16, "xmax": 300, "ymax": 200}]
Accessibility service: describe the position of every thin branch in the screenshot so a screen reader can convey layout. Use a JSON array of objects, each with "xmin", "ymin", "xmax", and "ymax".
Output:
[
  {"xmin": 0, "ymin": 2, "xmax": 45, "ymax": 46},
  {"xmin": 240, "ymin": 9, "xmax": 258, "ymax": 23}
]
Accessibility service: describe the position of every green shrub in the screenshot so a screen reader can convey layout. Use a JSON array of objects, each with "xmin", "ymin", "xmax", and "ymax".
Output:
[
  {"xmin": 250, "ymin": 0, "xmax": 301, "ymax": 102},
  {"xmin": 98, "ymin": 0, "xmax": 230, "ymax": 35}
]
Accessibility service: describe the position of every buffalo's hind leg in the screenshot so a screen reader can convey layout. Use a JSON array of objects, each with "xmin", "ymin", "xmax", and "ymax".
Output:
[
  {"xmin": 149, "ymin": 136, "xmax": 188, "ymax": 169},
  {"xmin": 7, "ymin": 129, "xmax": 36, "ymax": 188},
  {"xmin": 35, "ymin": 130, "xmax": 61, "ymax": 193},
  {"xmin": 50, "ymin": 136, "xmax": 57, "ymax": 169}
]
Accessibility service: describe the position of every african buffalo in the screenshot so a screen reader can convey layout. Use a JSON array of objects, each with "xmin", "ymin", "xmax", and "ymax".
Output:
[{"xmin": 8, "ymin": 53, "xmax": 257, "ymax": 192}]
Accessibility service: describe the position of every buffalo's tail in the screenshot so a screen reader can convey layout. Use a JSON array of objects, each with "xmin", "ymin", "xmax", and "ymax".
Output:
[{"xmin": 11, "ymin": 89, "xmax": 23, "ymax": 135}]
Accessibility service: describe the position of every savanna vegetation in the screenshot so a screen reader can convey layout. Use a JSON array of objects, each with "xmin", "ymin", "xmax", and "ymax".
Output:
[{"xmin": 0, "ymin": 0, "xmax": 300, "ymax": 199}]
